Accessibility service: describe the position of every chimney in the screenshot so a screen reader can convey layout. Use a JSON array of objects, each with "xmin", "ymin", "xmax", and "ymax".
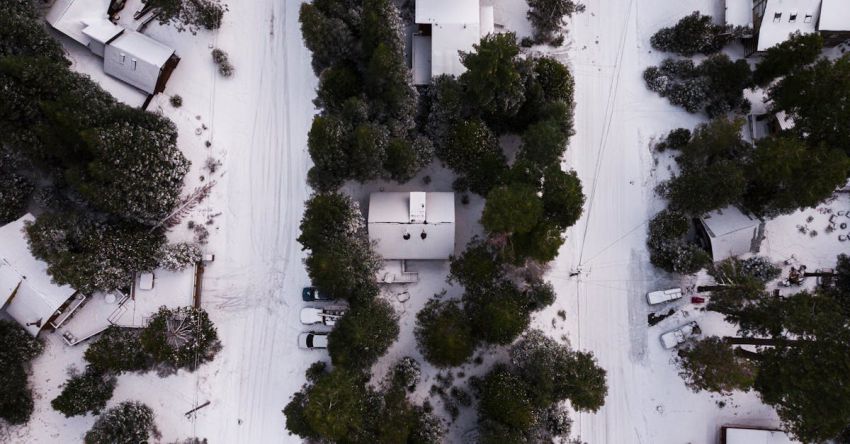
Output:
[{"xmin": 409, "ymin": 192, "xmax": 426, "ymax": 223}]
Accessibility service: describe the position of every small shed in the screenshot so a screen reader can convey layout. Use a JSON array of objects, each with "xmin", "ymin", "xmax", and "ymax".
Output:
[
  {"xmin": 721, "ymin": 426, "xmax": 798, "ymax": 444},
  {"xmin": 368, "ymin": 192, "xmax": 455, "ymax": 260},
  {"xmin": 818, "ymin": 0, "xmax": 850, "ymax": 45},
  {"xmin": 696, "ymin": 206, "xmax": 765, "ymax": 262},
  {"xmin": 0, "ymin": 214, "xmax": 81, "ymax": 336},
  {"xmin": 104, "ymin": 30, "xmax": 177, "ymax": 94}
]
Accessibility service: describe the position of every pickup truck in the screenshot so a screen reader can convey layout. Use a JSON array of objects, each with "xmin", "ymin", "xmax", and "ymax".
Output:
[
  {"xmin": 660, "ymin": 321, "xmax": 700, "ymax": 349},
  {"xmin": 300, "ymin": 307, "xmax": 346, "ymax": 326},
  {"xmin": 646, "ymin": 288, "xmax": 683, "ymax": 305}
]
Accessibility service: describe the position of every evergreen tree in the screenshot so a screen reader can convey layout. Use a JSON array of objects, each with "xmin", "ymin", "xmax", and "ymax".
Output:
[
  {"xmin": 449, "ymin": 239, "xmax": 503, "ymax": 291},
  {"xmin": 84, "ymin": 327, "xmax": 150, "ymax": 373},
  {"xmin": 415, "ymin": 299, "xmax": 476, "ymax": 367},
  {"xmin": 0, "ymin": 172, "xmax": 33, "ymax": 224},
  {"xmin": 328, "ymin": 298, "xmax": 399, "ymax": 370},
  {"xmin": 441, "ymin": 119, "xmax": 508, "ymax": 195},
  {"xmin": 349, "ymin": 123, "xmax": 389, "ymax": 182},
  {"xmin": 145, "ymin": 0, "xmax": 227, "ymax": 33},
  {"xmin": 676, "ymin": 336, "xmax": 755, "ymax": 394},
  {"xmin": 646, "ymin": 209, "xmax": 711, "ymax": 274},
  {"xmin": 464, "ymin": 282, "xmax": 530, "ymax": 345},
  {"xmin": 300, "ymin": 369, "xmax": 372, "ymax": 441},
  {"xmin": 51, "ymin": 367, "xmax": 117, "ymax": 417},
  {"xmin": 460, "ymin": 33, "xmax": 526, "ymax": 126},
  {"xmin": 650, "ymin": 12, "xmax": 732, "ymax": 56},
  {"xmin": 526, "ymin": 0, "xmax": 585, "ymax": 45},
  {"xmin": 26, "ymin": 213, "xmax": 165, "ymax": 294},
  {"xmin": 769, "ymin": 55, "xmax": 850, "ymax": 156},
  {"xmin": 0, "ymin": 320, "xmax": 43, "ymax": 425},
  {"xmin": 518, "ymin": 119, "xmax": 569, "ymax": 166},
  {"xmin": 299, "ymin": 2, "xmax": 359, "ymax": 75},
  {"xmin": 140, "ymin": 307, "xmax": 221, "ymax": 373},
  {"xmin": 481, "ymin": 184, "xmax": 544, "ymax": 235},
  {"xmin": 541, "ymin": 166, "xmax": 584, "ymax": 230},
  {"xmin": 0, "ymin": 0, "xmax": 66, "ymax": 59},
  {"xmin": 84, "ymin": 401, "xmax": 158, "ymax": 444},
  {"xmin": 477, "ymin": 365, "xmax": 536, "ymax": 431},
  {"xmin": 753, "ymin": 32, "xmax": 823, "ymax": 87}
]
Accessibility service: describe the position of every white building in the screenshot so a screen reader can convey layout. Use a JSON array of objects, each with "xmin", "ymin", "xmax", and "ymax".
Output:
[
  {"xmin": 412, "ymin": 0, "xmax": 495, "ymax": 85},
  {"xmin": 368, "ymin": 192, "xmax": 456, "ymax": 260},
  {"xmin": 725, "ymin": 0, "xmax": 755, "ymax": 35},
  {"xmin": 696, "ymin": 206, "xmax": 765, "ymax": 262},
  {"xmin": 751, "ymin": 0, "xmax": 821, "ymax": 52},
  {"xmin": 0, "ymin": 214, "xmax": 83, "ymax": 336},
  {"xmin": 818, "ymin": 0, "xmax": 850, "ymax": 45},
  {"xmin": 47, "ymin": 0, "xmax": 178, "ymax": 95},
  {"xmin": 723, "ymin": 426, "xmax": 798, "ymax": 444}
]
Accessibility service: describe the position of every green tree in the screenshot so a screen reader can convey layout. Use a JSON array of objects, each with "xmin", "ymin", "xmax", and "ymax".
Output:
[
  {"xmin": 465, "ymin": 282, "xmax": 530, "ymax": 345},
  {"xmin": 349, "ymin": 123, "xmax": 389, "ymax": 182},
  {"xmin": 51, "ymin": 367, "xmax": 116, "ymax": 417},
  {"xmin": 84, "ymin": 401, "xmax": 158, "ymax": 444},
  {"xmin": 754, "ymin": 32, "xmax": 823, "ymax": 87},
  {"xmin": 140, "ymin": 307, "xmax": 221, "ymax": 372},
  {"xmin": 647, "ymin": 209, "xmax": 710, "ymax": 274},
  {"xmin": 650, "ymin": 11, "xmax": 731, "ymax": 56},
  {"xmin": 769, "ymin": 55, "xmax": 850, "ymax": 156},
  {"xmin": 315, "ymin": 63, "xmax": 362, "ymax": 113},
  {"xmin": 449, "ymin": 239, "xmax": 502, "ymax": 291},
  {"xmin": 306, "ymin": 115, "xmax": 350, "ymax": 192},
  {"xmin": 541, "ymin": 167, "xmax": 584, "ymax": 230},
  {"xmin": 329, "ymin": 298, "xmax": 399, "ymax": 370},
  {"xmin": 744, "ymin": 137, "xmax": 850, "ymax": 216},
  {"xmin": 664, "ymin": 159, "xmax": 747, "ymax": 214},
  {"xmin": 0, "ymin": 173, "xmax": 33, "ymax": 224},
  {"xmin": 84, "ymin": 327, "xmax": 150, "ymax": 373},
  {"xmin": 481, "ymin": 184, "xmax": 544, "ymax": 234},
  {"xmin": 301, "ymin": 370, "xmax": 372, "ymax": 441},
  {"xmin": 518, "ymin": 119, "xmax": 569, "ymax": 166},
  {"xmin": 146, "ymin": 0, "xmax": 227, "ymax": 32},
  {"xmin": 460, "ymin": 33, "xmax": 525, "ymax": 125},
  {"xmin": 415, "ymin": 299, "xmax": 476, "ymax": 367},
  {"xmin": 676, "ymin": 336, "xmax": 756, "ymax": 394},
  {"xmin": 441, "ymin": 119, "xmax": 508, "ymax": 195},
  {"xmin": 477, "ymin": 365, "xmax": 535, "ymax": 431},
  {"xmin": 525, "ymin": 0, "xmax": 585, "ymax": 45},
  {"xmin": 0, "ymin": 320, "xmax": 43, "ymax": 424}
]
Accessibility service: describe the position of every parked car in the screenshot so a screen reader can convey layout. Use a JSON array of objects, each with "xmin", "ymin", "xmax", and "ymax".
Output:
[
  {"xmin": 300, "ymin": 307, "xmax": 346, "ymax": 326},
  {"xmin": 646, "ymin": 288, "xmax": 683, "ymax": 305},
  {"xmin": 298, "ymin": 332, "xmax": 328, "ymax": 349},
  {"xmin": 660, "ymin": 321, "xmax": 700, "ymax": 349},
  {"xmin": 302, "ymin": 286, "xmax": 333, "ymax": 302}
]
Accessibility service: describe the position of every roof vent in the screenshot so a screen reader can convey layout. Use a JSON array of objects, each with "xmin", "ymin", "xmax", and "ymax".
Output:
[
  {"xmin": 410, "ymin": 192, "xmax": 427, "ymax": 223},
  {"xmin": 420, "ymin": 230, "xmax": 427, "ymax": 240},
  {"xmin": 773, "ymin": 12, "xmax": 782, "ymax": 22}
]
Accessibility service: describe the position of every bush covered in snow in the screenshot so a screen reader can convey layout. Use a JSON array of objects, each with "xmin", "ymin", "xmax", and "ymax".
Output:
[
  {"xmin": 647, "ymin": 209, "xmax": 710, "ymax": 274},
  {"xmin": 159, "ymin": 242, "xmax": 202, "ymax": 271},
  {"xmin": 655, "ymin": 127, "xmax": 691, "ymax": 152},
  {"xmin": 148, "ymin": 0, "xmax": 227, "ymax": 33},
  {"xmin": 650, "ymin": 12, "xmax": 734, "ymax": 56},
  {"xmin": 390, "ymin": 357, "xmax": 422, "ymax": 392},
  {"xmin": 211, "ymin": 48, "xmax": 234, "ymax": 77},
  {"xmin": 85, "ymin": 327, "xmax": 151, "ymax": 373},
  {"xmin": 140, "ymin": 307, "xmax": 221, "ymax": 374},
  {"xmin": 26, "ymin": 213, "xmax": 165, "ymax": 294},
  {"xmin": 84, "ymin": 401, "xmax": 159, "ymax": 444},
  {"xmin": 0, "ymin": 320, "xmax": 43, "ymax": 425},
  {"xmin": 415, "ymin": 299, "xmax": 476, "ymax": 367},
  {"xmin": 51, "ymin": 367, "xmax": 116, "ymax": 417},
  {"xmin": 526, "ymin": 0, "xmax": 585, "ymax": 46}
]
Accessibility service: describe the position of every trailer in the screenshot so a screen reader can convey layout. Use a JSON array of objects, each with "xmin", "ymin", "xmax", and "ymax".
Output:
[
  {"xmin": 300, "ymin": 307, "xmax": 347, "ymax": 326},
  {"xmin": 646, "ymin": 288, "xmax": 683, "ymax": 305}
]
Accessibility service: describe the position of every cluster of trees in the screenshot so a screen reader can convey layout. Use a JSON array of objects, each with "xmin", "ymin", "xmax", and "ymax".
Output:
[
  {"xmin": 643, "ymin": 55, "xmax": 752, "ymax": 116},
  {"xmin": 52, "ymin": 308, "xmax": 221, "ymax": 418},
  {"xmin": 0, "ymin": 320, "xmax": 44, "ymax": 425},
  {"xmin": 474, "ymin": 330, "xmax": 607, "ymax": 443},
  {"xmin": 677, "ymin": 254, "xmax": 850, "ymax": 443},
  {"xmin": 145, "ymin": 0, "xmax": 227, "ymax": 33},
  {"xmin": 426, "ymin": 34, "xmax": 578, "ymax": 196},
  {"xmin": 649, "ymin": 12, "xmax": 742, "ymax": 56},
  {"xmin": 84, "ymin": 401, "xmax": 159, "ymax": 444},
  {"xmin": 525, "ymin": 0, "xmax": 585, "ymax": 46},
  {"xmin": 1, "ymin": 0, "xmax": 197, "ymax": 293},
  {"xmin": 300, "ymin": 0, "xmax": 430, "ymax": 190},
  {"xmin": 285, "ymin": 360, "xmax": 443, "ymax": 443}
]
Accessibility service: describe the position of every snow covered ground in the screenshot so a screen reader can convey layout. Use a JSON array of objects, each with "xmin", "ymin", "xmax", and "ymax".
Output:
[{"xmin": 7, "ymin": 0, "xmax": 849, "ymax": 443}]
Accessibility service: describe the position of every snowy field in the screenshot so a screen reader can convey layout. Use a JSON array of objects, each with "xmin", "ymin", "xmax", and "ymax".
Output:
[{"xmin": 5, "ymin": 0, "xmax": 848, "ymax": 443}]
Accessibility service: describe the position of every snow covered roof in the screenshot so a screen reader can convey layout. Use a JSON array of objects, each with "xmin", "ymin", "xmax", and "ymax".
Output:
[
  {"xmin": 81, "ymin": 18, "xmax": 124, "ymax": 45},
  {"xmin": 818, "ymin": 0, "xmax": 850, "ymax": 31},
  {"xmin": 415, "ymin": 0, "xmax": 480, "ymax": 24},
  {"xmin": 0, "ymin": 214, "xmax": 78, "ymax": 336},
  {"xmin": 701, "ymin": 206, "xmax": 759, "ymax": 238},
  {"xmin": 46, "ymin": 0, "xmax": 112, "ymax": 46},
  {"xmin": 368, "ymin": 192, "xmax": 455, "ymax": 260},
  {"xmin": 725, "ymin": 0, "xmax": 754, "ymax": 28},
  {"xmin": 725, "ymin": 427, "xmax": 797, "ymax": 444},
  {"xmin": 414, "ymin": 0, "xmax": 494, "ymax": 80},
  {"xmin": 699, "ymin": 206, "xmax": 762, "ymax": 262},
  {"xmin": 103, "ymin": 30, "xmax": 175, "ymax": 93},
  {"xmin": 756, "ymin": 0, "xmax": 821, "ymax": 51}
]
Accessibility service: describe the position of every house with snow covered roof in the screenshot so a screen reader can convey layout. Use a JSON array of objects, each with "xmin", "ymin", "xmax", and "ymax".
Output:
[
  {"xmin": 750, "ymin": 0, "xmax": 821, "ymax": 54},
  {"xmin": 0, "ymin": 214, "xmax": 84, "ymax": 336},
  {"xmin": 818, "ymin": 0, "xmax": 850, "ymax": 46},
  {"xmin": 368, "ymin": 192, "xmax": 455, "ymax": 283},
  {"xmin": 47, "ymin": 0, "xmax": 179, "ymax": 96},
  {"xmin": 695, "ymin": 206, "xmax": 765, "ymax": 262},
  {"xmin": 411, "ymin": 0, "xmax": 495, "ymax": 85}
]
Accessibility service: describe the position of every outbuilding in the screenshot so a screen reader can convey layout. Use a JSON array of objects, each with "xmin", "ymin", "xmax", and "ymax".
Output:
[
  {"xmin": 749, "ymin": 0, "xmax": 821, "ymax": 54},
  {"xmin": 0, "ymin": 214, "xmax": 83, "ymax": 336},
  {"xmin": 721, "ymin": 426, "xmax": 798, "ymax": 444},
  {"xmin": 696, "ymin": 206, "xmax": 765, "ymax": 262},
  {"xmin": 368, "ymin": 192, "xmax": 456, "ymax": 260}
]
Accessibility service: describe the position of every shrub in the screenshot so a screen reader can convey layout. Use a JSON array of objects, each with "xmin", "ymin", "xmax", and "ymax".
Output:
[
  {"xmin": 140, "ymin": 307, "xmax": 221, "ymax": 373},
  {"xmin": 211, "ymin": 48, "xmax": 234, "ymax": 77},
  {"xmin": 84, "ymin": 401, "xmax": 158, "ymax": 444},
  {"xmin": 655, "ymin": 128, "xmax": 691, "ymax": 152},
  {"xmin": 415, "ymin": 299, "xmax": 476, "ymax": 367},
  {"xmin": 650, "ymin": 12, "xmax": 732, "ymax": 56},
  {"xmin": 52, "ymin": 367, "xmax": 116, "ymax": 417},
  {"xmin": 148, "ymin": 0, "xmax": 227, "ymax": 33},
  {"xmin": 169, "ymin": 94, "xmax": 183, "ymax": 107},
  {"xmin": 647, "ymin": 210, "xmax": 710, "ymax": 274},
  {"xmin": 84, "ymin": 327, "xmax": 150, "ymax": 373},
  {"xmin": 159, "ymin": 242, "xmax": 202, "ymax": 271}
]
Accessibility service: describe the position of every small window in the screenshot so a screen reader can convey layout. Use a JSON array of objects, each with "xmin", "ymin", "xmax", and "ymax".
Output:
[
  {"xmin": 773, "ymin": 12, "xmax": 782, "ymax": 22},
  {"xmin": 132, "ymin": 59, "xmax": 137, "ymax": 70},
  {"xmin": 804, "ymin": 14, "xmax": 813, "ymax": 23},
  {"xmin": 120, "ymin": 53, "xmax": 126, "ymax": 64},
  {"xmin": 789, "ymin": 12, "xmax": 797, "ymax": 23}
]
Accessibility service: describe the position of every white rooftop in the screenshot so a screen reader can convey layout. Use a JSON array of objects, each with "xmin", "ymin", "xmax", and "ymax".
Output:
[
  {"xmin": 81, "ymin": 18, "xmax": 124, "ymax": 44},
  {"xmin": 725, "ymin": 428, "xmax": 798, "ymax": 444},
  {"xmin": 819, "ymin": 0, "xmax": 850, "ymax": 31},
  {"xmin": 109, "ymin": 30, "xmax": 175, "ymax": 68},
  {"xmin": 0, "ymin": 214, "xmax": 78, "ymax": 336},
  {"xmin": 756, "ymin": 0, "xmax": 821, "ymax": 51},
  {"xmin": 701, "ymin": 206, "xmax": 759, "ymax": 238},
  {"xmin": 46, "ymin": 0, "xmax": 112, "ymax": 46},
  {"xmin": 415, "ymin": 0, "xmax": 480, "ymax": 24},
  {"xmin": 413, "ymin": 0, "xmax": 494, "ymax": 82},
  {"xmin": 368, "ymin": 192, "xmax": 455, "ymax": 260},
  {"xmin": 725, "ymin": 0, "xmax": 754, "ymax": 28},
  {"xmin": 103, "ymin": 30, "xmax": 176, "ymax": 94}
]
